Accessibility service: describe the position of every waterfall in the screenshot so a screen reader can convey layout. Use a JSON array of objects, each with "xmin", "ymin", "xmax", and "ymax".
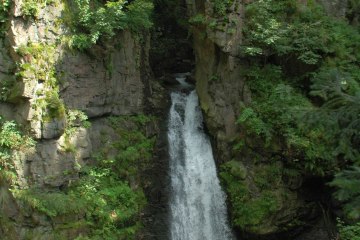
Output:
[{"xmin": 168, "ymin": 75, "xmax": 234, "ymax": 240}]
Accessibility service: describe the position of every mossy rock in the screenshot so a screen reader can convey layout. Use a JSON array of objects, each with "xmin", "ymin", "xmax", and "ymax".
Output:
[
  {"xmin": 225, "ymin": 160, "xmax": 247, "ymax": 179},
  {"xmin": 221, "ymin": 161, "xmax": 305, "ymax": 235}
]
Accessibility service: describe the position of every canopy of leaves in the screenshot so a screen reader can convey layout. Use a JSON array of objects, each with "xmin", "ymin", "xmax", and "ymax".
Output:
[
  {"xmin": 330, "ymin": 167, "xmax": 360, "ymax": 220},
  {"xmin": 234, "ymin": 0, "xmax": 360, "ymax": 223},
  {"xmin": 65, "ymin": 0, "xmax": 153, "ymax": 50}
]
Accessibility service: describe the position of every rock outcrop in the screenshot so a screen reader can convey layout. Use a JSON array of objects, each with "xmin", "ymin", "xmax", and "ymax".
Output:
[
  {"xmin": 185, "ymin": 0, "xmax": 335, "ymax": 239},
  {"xmin": 186, "ymin": 0, "xmax": 250, "ymax": 162},
  {"xmin": 0, "ymin": 1, "xmax": 166, "ymax": 238}
]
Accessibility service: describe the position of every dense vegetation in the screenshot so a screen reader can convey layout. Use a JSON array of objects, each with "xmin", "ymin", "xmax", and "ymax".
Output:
[
  {"xmin": 12, "ymin": 115, "xmax": 155, "ymax": 239},
  {"xmin": 1, "ymin": 0, "xmax": 359, "ymax": 238},
  {"xmin": 217, "ymin": 0, "xmax": 360, "ymax": 236},
  {"xmin": 63, "ymin": 0, "xmax": 153, "ymax": 50},
  {"xmin": 0, "ymin": 1, "xmax": 157, "ymax": 238},
  {"xmin": 0, "ymin": 117, "xmax": 35, "ymax": 184}
]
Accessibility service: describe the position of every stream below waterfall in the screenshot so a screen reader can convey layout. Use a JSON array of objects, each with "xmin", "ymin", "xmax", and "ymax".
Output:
[{"xmin": 167, "ymin": 73, "xmax": 234, "ymax": 240}]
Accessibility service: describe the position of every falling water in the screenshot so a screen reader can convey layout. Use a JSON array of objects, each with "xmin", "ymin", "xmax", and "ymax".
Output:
[{"xmin": 168, "ymin": 74, "xmax": 234, "ymax": 240}]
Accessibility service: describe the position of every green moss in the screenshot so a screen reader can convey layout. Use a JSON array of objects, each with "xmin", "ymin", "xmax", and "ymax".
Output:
[
  {"xmin": 220, "ymin": 162, "xmax": 282, "ymax": 232},
  {"xmin": 237, "ymin": 64, "xmax": 337, "ymax": 174},
  {"xmin": 16, "ymin": 42, "xmax": 68, "ymax": 124},
  {"xmin": 17, "ymin": 42, "xmax": 57, "ymax": 86},
  {"xmin": 189, "ymin": 14, "xmax": 207, "ymax": 25},
  {"xmin": 12, "ymin": 189, "xmax": 85, "ymax": 217},
  {"xmin": 0, "ymin": 77, "xmax": 19, "ymax": 102}
]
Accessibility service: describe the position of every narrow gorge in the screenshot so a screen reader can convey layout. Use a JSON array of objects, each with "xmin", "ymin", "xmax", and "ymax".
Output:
[{"xmin": 0, "ymin": 0, "xmax": 359, "ymax": 240}]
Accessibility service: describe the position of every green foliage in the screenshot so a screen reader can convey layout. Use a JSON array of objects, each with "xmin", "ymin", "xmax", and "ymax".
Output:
[
  {"xmin": 0, "ymin": 77, "xmax": 17, "ymax": 102},
  {"xmin": 69, "ymin": 115, "xmax": 154, "ymax": 238},
  {"xmin": 220, "ymin": 162, "xmax": 281, "ymax": 231},
  {"xmin": 211, "ymin": 0, "xmax": 234, "ymax": 17},
  {"xmin": 21, "ymin": 0, "xmax": 55, "ymax": 18},
  {"xmin": 12, "ymin": 189, "xmax": 85, "ymax": 217},
  {"xmin": 70, "ymin": 169, "xmax": 146, "ymax": 239},
  {"xmin": 43, "ymin": 90, "xmax": 66, "ymax": 120},
  {"xmin": 237, "ymin": 0, "xmax": 360, "ymax": 225},
  {"xmin": 16, "ymin": 42, "xmax": 66, "ymax": 121},
  {"xmin": 330, "ymin": 167, "xmax": 360, "ymax": 219},
  {"xmin": 0, "ymin": 117, "xmax": 35, "ymax": 184},
  {"xmin": 238, "ymin": 0, "xmax": 360, "ymax": 175},
  {"xmin": 237, "ymin": 107, "xmax": 271, "ymax": 143},
  {"xmin": 17, "ymin": 42, "xmax": 57, "ymax": 86},
  {"xmin": 242, "ymin": 0, "xmax": 360, "ymax": 64},
  {"xmin": 104, "ymin": 115, "xmax": 155, "ymax": 180},
  {"xmin": 21, "ymin": 0, "xmax": 41, "ymax": 18},
  {"xmin": 125, "ymin": 0, "xmax": 153, "ymax": 32},
  {"xmin": 308, "ymin": 69, "xmax": 360, "ymax": 162},
  {"xmin": 337, "ymin": 219, "xmax": 360, "ymax": 240},
  {"xmin": 65, "ymin": 0, "xmax": 153, "ymax": 50},
  {"xmin": 65, "ymin": 109, "xmax": 91, "ymax": 135},
  {"xmin": 0, "ymin": 0, "xmax": 10, "ymax": 35},
  {"xmin": 13, "ymin": 115, "xmax": 154, "ymax": 239},
  {"xmin": 238, "ymin": 65, "xmax": 334, "ymax": 174},
  {"xmin": 188, "ymin": 14, "xmax": 207, "ymax": 25},
  {"xmin": 61, "ymin": 109, "xmax": 90, "ymax": 153}
]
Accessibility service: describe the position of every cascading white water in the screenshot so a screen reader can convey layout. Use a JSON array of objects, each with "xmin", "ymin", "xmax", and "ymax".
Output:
[{"xmin": 168, "ymin": 75, "xmax": 234, "ymax": 240}]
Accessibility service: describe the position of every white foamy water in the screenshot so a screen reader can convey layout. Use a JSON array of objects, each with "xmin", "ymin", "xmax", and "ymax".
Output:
[{"xmin": 168, "ymin": 77, "xmax": 234, "ymax": 240}]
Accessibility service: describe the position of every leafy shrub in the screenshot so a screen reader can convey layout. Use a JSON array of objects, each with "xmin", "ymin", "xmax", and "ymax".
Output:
[
  {"xmin": 43, "ymin": 90, "xmax": 65, "ymax": 120},
  {"xmin": 242, "ymin": 0, "xmax": 360, "ymax": 64},
  {"xmin": 65, "ymin": 109, "xmax": 91, "ymax": 134},
  {"xmin": 0, "ymin": 77, "xmax": 16, "ymax": 102},
  {"xmin": 188, "ymin": 14, "xmax": 207, "ymax": 25},
  {"xmin": 65, "ymin": 0, "xmax": 153, "ymax": 50},
  {"xmin": 211, "ymin": 0, "xmax": 235, "ymax": 17},
  {"xmin": 0, "ymin": 117, "xmax": 35, "ymax": 183},
  {"xmin": 308, "ymin": 69, "xmax": 360, "ymax": 162},
  {"xmin": 12, "ymin": 115, "xmax": 154, "ymax": 239},
  {"xmin": 220, "ymin": 162, "xmax": 281, "ymax": 231},
  {"xmin": 330, "ymin": 167, "xmax": 360, "ymax": 219},
  {"xmin": 337, "ymin": 219, "xmax": 360, "ymax": 240},
  {"xmin": 21, "ymin": 0, "xmax": 55, "ymax": 18},
  {"xmin": 238, "ymin": 65, "xmax": 334, "ymax": 174},
  {"xmin": 16, "ymin": 42, "xmax": 57, "ymax": 86},
  {"xmin": 238, "ymin": 0, "xmax": 360, "ymax": 223},
  {"xmin": 16, "ymin": 42, "xmax": 66, "ymax": 122},
  {"xmin": 12, "ymin": 189, "xmax": 85, "ymax": 217},
  {"xmin": 0, "ymin": 0, "xmax": 10, "ymax": 35}
]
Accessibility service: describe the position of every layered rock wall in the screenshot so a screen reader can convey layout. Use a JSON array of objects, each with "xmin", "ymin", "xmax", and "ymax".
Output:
[
  {"xmin": 0, "ymin": 1, "xmax": 164, "ymax": 238},
  {"xmin": 186, "ymin": 0, "xmax": 250, "ymax": 162}
]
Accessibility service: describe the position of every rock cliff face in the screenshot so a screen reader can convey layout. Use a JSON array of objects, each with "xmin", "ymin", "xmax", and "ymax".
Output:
[
  {"xmin": 2, "ymin": 0, "xmax": 150, "ymax": 187},
  {"xmin": 0, "ymin": 1, "xmax": 166, "ymax": 239},
  {"xmin": 185, "ymin": 0, "xmax": 250, "ymax": 162},
  {"xmin": 185, "ymin": 0, "xmax": 340, "ymax": 239},
  {"xmin": 1, "ymin": 0, "xmax": 352, "ymax": 239},
  {"xmin": 316, "ymin": 0, "xmax": 348, "ymax": 18}
]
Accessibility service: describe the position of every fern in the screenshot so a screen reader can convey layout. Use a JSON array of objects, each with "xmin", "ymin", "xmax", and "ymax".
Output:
[{"xmin": 330, "ymin": 167, "xmax": 360, "ymax": 219}]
